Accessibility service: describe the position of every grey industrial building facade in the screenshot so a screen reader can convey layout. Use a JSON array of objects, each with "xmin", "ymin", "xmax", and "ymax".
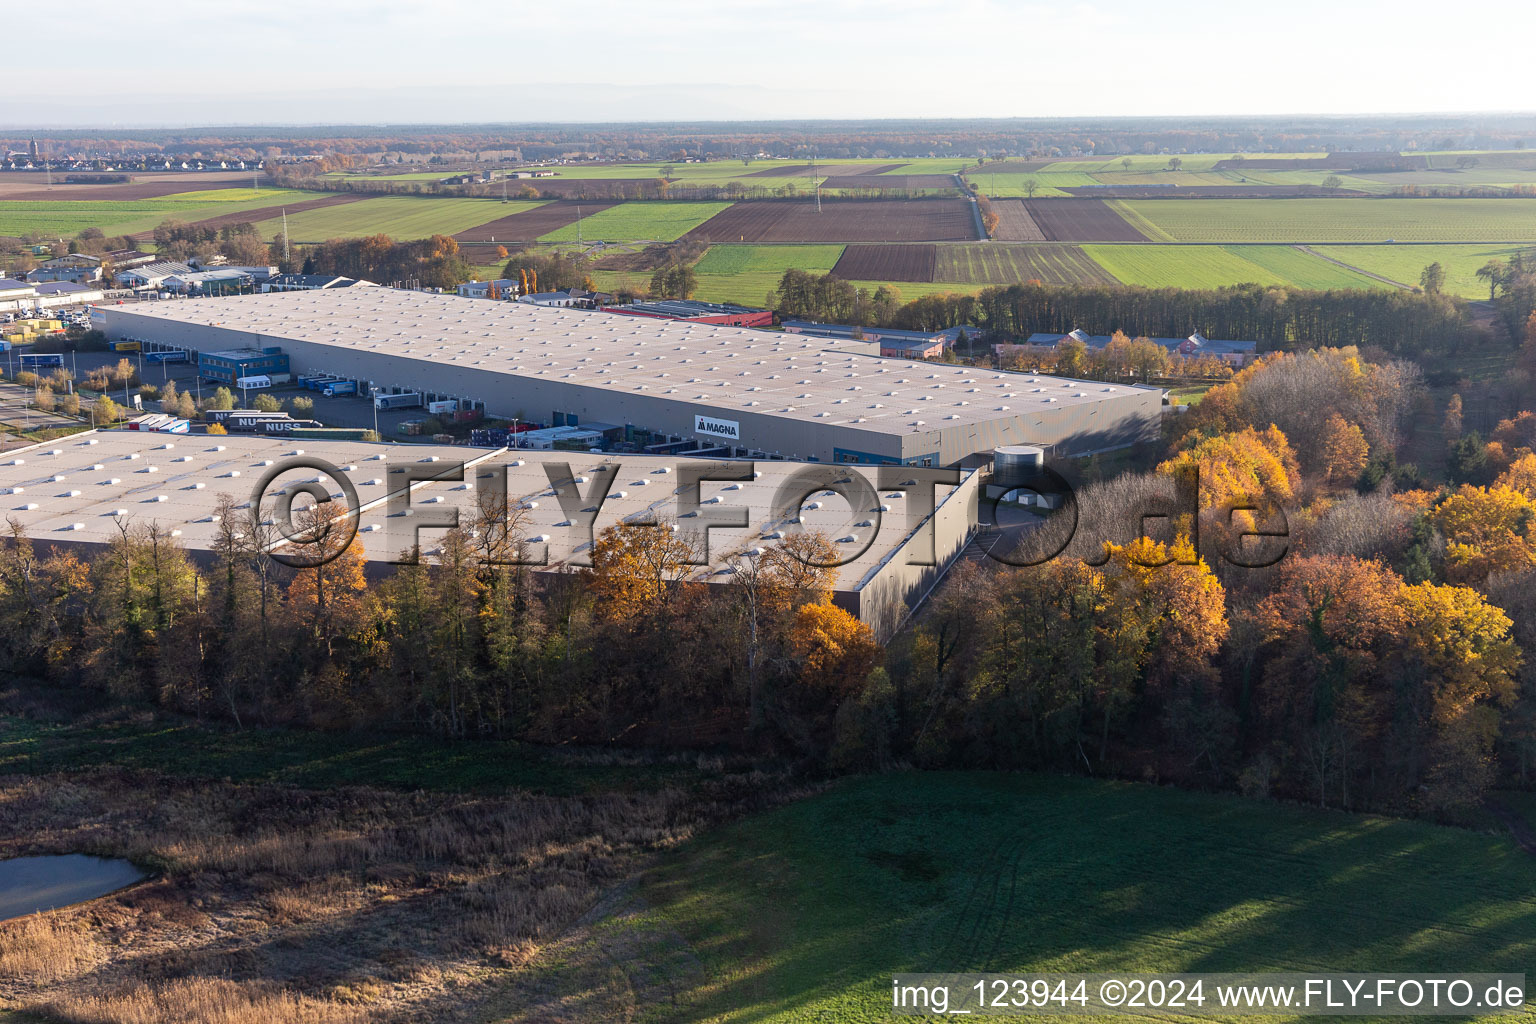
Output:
[{"xmin": 93, "ymin": 291, "xmax": 1162, "ymax": 466}]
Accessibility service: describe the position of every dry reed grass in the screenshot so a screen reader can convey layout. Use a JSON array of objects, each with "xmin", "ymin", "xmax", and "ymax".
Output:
[{"xmin": 0, "ymin": 767, "xmax": 762, "ymax": 1023}]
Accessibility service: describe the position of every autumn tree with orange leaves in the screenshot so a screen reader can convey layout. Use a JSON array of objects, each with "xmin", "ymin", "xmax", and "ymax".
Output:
[{"xmin": 1247, "ymin": 554, "xmax": 1519, "ymax": 810}]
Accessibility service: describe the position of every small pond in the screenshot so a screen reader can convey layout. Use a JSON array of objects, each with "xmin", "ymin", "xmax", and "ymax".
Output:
[{"xmin": 0, "ymin": 854, "xmax": 145, "ymax": 921}]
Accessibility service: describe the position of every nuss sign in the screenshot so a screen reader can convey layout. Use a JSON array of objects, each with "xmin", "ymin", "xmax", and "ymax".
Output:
[{"xmin": 694, "ymin": 413, "xmax": 740, "ymax": 441}]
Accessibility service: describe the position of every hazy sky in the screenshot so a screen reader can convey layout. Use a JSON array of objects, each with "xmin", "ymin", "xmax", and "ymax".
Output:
[{"xmin": 6, "ymin": 0, "xmax": 1532, "ymax": 126}]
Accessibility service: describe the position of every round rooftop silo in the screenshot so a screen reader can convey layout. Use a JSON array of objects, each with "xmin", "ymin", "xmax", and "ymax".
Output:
[{"xmin": 992, "ymin": 444, "xmax": 1044, "ymax": 488}]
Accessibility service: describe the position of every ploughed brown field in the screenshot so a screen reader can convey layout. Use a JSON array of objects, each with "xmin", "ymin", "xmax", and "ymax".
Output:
[
  {"xmin": 0, "ymin": 171, "xmax": 266, "ymax": 201},
  {"xmin": 454, "ymin": 201, "xmax": 618, "ymax": 244},
  {"xmin": 989, "ymin": 199, "xmax": 1047, "ymax": 241},
  {"xmin": 683, "ymin": 199, "xmax": 978, "ymax": 243},
  {"xmin": 830, "ymin": 244, "xmax": 937, "ymax": 282},
  {"xmin": 1023, "ymin": 199, "xmax": 1148, "ymax": 242},
  {"xmin": 829, "ymin": 174, "xmax": 958, "ymax": 189}
]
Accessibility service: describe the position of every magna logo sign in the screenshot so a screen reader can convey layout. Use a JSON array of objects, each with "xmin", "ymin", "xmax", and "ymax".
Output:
[{"xmin": 694, "ymin": 413, "xmax": 740, "ymax": 441}]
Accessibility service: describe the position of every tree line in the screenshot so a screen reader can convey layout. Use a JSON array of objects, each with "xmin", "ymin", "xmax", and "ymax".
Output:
[
  {"xmin": 769, "ymin": 272, "xmax": 1470, "ymax": 357},
  {"xmin": 0, "ymin": 501, "xmax": 877, "ymax": 755}
]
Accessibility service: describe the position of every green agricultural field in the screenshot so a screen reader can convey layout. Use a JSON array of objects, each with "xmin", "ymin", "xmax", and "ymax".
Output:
[
  {"xmin": 1084, "ymin": 244, "xmax": 1387, "ymax": 290},
  {"xmin": 0, "ymin": 191, "xmax": 320, "ymax": 238},
  {"xmin": 1113, "ymin": 198, "xmax": 1536, "ymax": 243},
  {"xmin": 630, "ymin": 772, "xmax": 1536, "ymax": 1023},
  {"xmin": 974, "ymin": 171, "xmax": 1100, "ymax": 198},
  {"xmin": 1221, "ymin": 244, "xmax": 1391, "ymax": 290},
  {"xmin": 250, "ymin": 196, "xmax": 534, "ymax": 242},
  {"xmin": 538, "ymin": 201, "xmax": 732, "ymax": 242},
  {"xmin": 934, "ymin": 244, "xmax": 1116, "ymax": 285},
  {"xmin": 156, "ymin": 187, "xmax": 299, "ymax": 203},
  {"xmin": 1085, "ymin": 245, "xmax": 1286, "ymax": 288},
  {"xmin": 1311, "ymin": 243, "xmax": 1536, "ymax": 297},
  {"xmin": 1225, "ymin": 169, "xmax": 1395, "ymax": 193}
]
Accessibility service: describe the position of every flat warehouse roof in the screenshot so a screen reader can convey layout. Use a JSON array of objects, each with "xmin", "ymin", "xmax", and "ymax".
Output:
[
  {"xmin": 95, "ymin": 290, "xmax": 1155, "ymax": 440},
  {"xmin": 0, "ymin": 431, "xmax": 969, "ymax": 595}
]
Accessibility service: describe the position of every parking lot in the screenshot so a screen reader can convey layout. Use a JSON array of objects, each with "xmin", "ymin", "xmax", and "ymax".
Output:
[
  {"xmin": 6, "ymin": 297, "xmax": 478, "ymax": 440},
  {"xmin": 0, "ymin": 380, "xmax": 84, "ymax": 431},
  {"xmin": 61, "ymin": 348, "xmax": 457, "ymax": 437}
]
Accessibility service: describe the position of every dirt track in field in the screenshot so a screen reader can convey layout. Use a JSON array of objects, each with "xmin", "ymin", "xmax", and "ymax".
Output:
[{"xmin": 682, "ymin": 199, "xmax": 978, "ymax": 243}]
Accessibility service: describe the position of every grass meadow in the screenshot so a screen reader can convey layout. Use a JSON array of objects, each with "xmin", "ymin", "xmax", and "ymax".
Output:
[
  {"xmin": 689, "ymin": 243, "xmax": 844, "ymax": 302},
  {"xmin": 1311, "ymin": 243, "xmax": 1536, "ymax": 296},
  {"xmin": 630, "ymin": 771, "xmax": 1536, "ymax": 1023}
]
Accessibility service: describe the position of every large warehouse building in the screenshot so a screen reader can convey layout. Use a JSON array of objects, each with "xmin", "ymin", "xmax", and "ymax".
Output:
[
  {"xmin": 0, "ymin": 431, "xmax": 979, "ymax": 638},
  {"xmin": 92, "ymin": 290, "xmax": 1161, "ymax": 467}
]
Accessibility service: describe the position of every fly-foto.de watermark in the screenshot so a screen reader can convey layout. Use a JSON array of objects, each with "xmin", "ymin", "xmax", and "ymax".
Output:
[
  {"xmin": 248, "ymin": 456, "xmax": 1291, "ymax": 571},
  {"xmin": 890, "ymin": 973, "xmax": 1528, "ymax": 1016}
]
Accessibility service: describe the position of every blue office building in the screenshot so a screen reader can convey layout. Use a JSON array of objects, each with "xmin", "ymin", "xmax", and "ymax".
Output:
[{"xmin": 198, "ymin": 346, "xmax": 289, "ymax": 383}]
